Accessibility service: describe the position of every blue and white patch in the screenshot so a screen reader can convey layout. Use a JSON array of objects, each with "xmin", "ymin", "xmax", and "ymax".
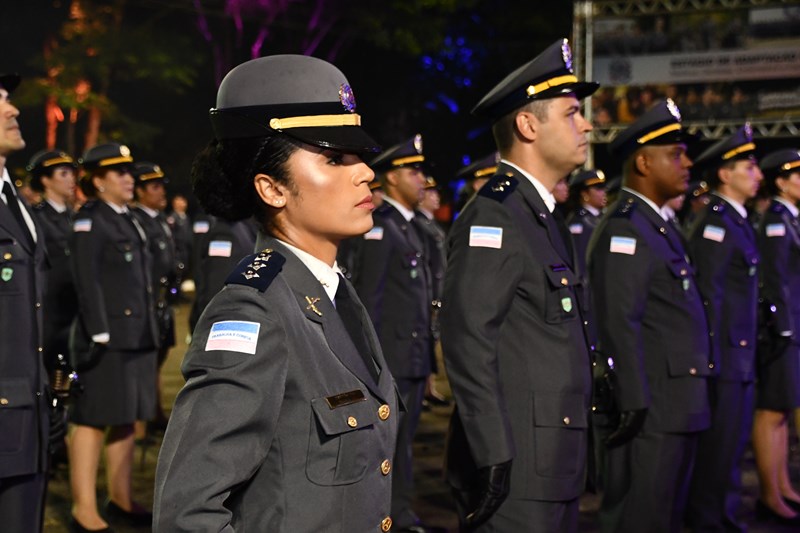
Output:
[
  {"xmin": 609, "ymin": 236, "xmax": 636, "ymax": 255},
  {"xmin": 193, "ymin": 220, "xmax": 210, "ymax": 234},
  {"xmin": 766, "ymin": 223, "xmax": 786, "ymax": 237},
  {"xmin": 364, "ymin": 227, "xmax": 384, "ymax": 240},
  {"xmin": 208, "ymin": 240, "xmax": 233, "ymax": 257},
  {"xmin": 569, "ymin": 223, "xmax": 583, "ymax": 235},
  {"xmin": 702, "ymin": 224, "xmax": 726, "ymax": 242},
  {"xmin": 469, "ymin": 226, "xmax": 503, "ymax": 249},
  {"xmin": 205, "ymin": 321, "xmax": 260, "ymax": 354},
  {"xmin": 73, "ymin": 219, "xmax": 92, "ymax": 232}
]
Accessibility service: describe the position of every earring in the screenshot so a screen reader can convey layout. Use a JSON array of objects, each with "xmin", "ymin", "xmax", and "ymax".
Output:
[
  {"xmin": 98, "ymin": 186, "xmax": 105, "ymax": 192},
  {"xmin": 274, "ymin": 198, "xmax": 284, "ymax": 206}
]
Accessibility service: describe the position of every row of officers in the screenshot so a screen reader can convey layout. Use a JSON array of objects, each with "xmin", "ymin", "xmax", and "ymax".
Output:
[{"xmin": 3, "ymin": 39, "xmax": 800, "ymax": 533}]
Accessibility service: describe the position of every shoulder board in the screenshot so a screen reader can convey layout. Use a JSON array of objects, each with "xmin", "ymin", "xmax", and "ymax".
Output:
[
  {"xmin": 225, "ymin": 248, "xmax": 286, "ymax": 292},
  {"xmin": 477, "ymin": 172, "xmax": 518, "ymax": 203},
  {"xmin": 611, "ymin": 197, "xmax": 637, "ymax": 219},
  {"xmin": 769, "ymin": 201, "xmax": 787, "ymax": 215}
]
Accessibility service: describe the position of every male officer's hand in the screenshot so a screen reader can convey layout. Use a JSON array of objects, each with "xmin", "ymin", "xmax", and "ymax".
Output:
[
  {"xmin": 604, "ymin": 408, "xmax": 648, "ymax": 449},
  {"xmin": 463, "ymin": 460, "xmax": 512, "ymax": 529}
]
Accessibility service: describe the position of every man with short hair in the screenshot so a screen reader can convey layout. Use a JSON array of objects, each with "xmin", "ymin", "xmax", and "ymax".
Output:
[
  {"xmin": 440, "ymin": 39, "xmax": 597, "ymax": 532},
  {"xmin": 588, "ymin": 100, "xmax": 712, "ymax": 533},
  {"xmin": 0, "ymin": 72, "xmax": 51, "ymax": 533}
]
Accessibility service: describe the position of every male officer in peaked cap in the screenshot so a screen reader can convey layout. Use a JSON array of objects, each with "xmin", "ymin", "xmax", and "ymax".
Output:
[
  {"xmin": 0, "ymin": 72, "xmax": 52, "ymax": 533},
  {"xmin": 440, "ymin": 39, "xmax": 597, "ymax": 532},
  {"xmin": 567, "ymin": 169, "xmax": 607, "ymax": 277},
  {"xmin": 684, "ymin": 125, "xmax": 762, "ymax": 531},
  {"xmin": 453, "ymin": 152, "xmax": 499, "ymax": 215},
  {"xmin": 587, "ymin": 100, "xmax": 711, "ymax": 532},
  {"xmin": 354, "ymin": 134, "xmax": 436, "ymax": 532}
]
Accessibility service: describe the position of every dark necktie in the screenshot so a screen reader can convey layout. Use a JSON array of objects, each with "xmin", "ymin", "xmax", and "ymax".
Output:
[
  {"xmin": 2, "ymin": 180, "xmax": 34, "ymax": 248},
  {"xmin": 551, "ymin": 207, "xmax": 574, "ymax": 267},
  {"xmin": 335, "ymin": 274, "xmax": 378, "ymax": 382}
]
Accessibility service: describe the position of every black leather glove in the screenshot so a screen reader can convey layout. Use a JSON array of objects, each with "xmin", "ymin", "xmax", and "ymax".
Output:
[
  {"xmin": 463, "ymin": 460, "xmax": 512, "ymax": 529},
  {"xmin": 604, "ymin": 408, "xmax": 647, "ymax": 449}
]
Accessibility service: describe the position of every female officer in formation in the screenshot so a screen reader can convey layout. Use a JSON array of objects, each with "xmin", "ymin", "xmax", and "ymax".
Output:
[
  {"xmin": 154, "ymin": 55, "xmax": 400, "ymax": 533},
  {"xmin": 752, "ymin": 148, "xmax": 800, "ymax": 525},
  {"xmin": 68, "ymin": 143, "xmax": 158, "ymax": 532}
]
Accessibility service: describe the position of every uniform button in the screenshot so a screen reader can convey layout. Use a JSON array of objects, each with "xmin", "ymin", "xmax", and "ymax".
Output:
[
  {"xmin": 739, "ymin": 339, "xmax": 748, "ymax": 347},
  {"xmin": 378, "ymin": 404, "xmax": 391, "ymax": 420},
  {"xmin": 381, "ymin": 517, "xmax": 392, "ymax": 532},
  {"xmin": 563, "ymin": 416, "xmax": 571, "ymax": 425},
  {"xmin": 35, "ymin": 302, "xmax": 41, "ymax": 308},
  {"xmin": 591, "ymin": 405, "xmax": 597, "ymax": 411},
  {"xmin": 3, "ymin": 252, "xmax": 11, "ymax": 260},
  {"xmin": 709, "ymin": 363, "xmax": 715, "ymax": 369},
  {"xmin": 680, "ymin": 269, "xmax": 687, "ymax": 276},
  {"xmin": 124, "ymin": 244, "xmax": 131, "ymax": 251},
  {"xmin": 38, "ymin": 346, "xmax": 43, "ymax": 352},
  {"xmin": 689, "ymin": 367, "xmax": 697, "ymax": 375},
  {"xmin": 347, "ymin": 416, "xmax": 358, "ymax": 428},
  {"xmin": 415, "ymin": 252, "xmax": 422, "ymax": 258},
  {"xmin": 124, "ymin": 309, "xmax": 132, "ymax": 316},
  {"xmin": 0, "ymin": 398, "xmax": 8, "ymax": 406},
  {"xmin": 709, "ymin": 331, "xmax": 714, "ymax": 337},
  {"xmin": 560, "ymin": 277, "xmax": 568, "ymax": 286},
  {"xmin": 411, "ymin": 331, "xmax": 418, "ymax": 339},
  {"xmin": 381, "ymin": 459, "xmax": 391, "ymax": 475},
  {"xmin": 659, "ymin": 227, "xmax": 666, "ymax": 234}
]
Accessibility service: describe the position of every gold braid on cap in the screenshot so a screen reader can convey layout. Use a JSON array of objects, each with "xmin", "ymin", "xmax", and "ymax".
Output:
[
  {"xmin": 722, "ymin": 142, "xmax": 755, "ymax": 160},
  {"xmin": 475, "ymin": 166, "xmax": 498, "ymax": 178},
  {"xmin": 391, "ymin": 155, "xmax": 425, "ymax": 167},
  {"xmin": 269, "ymin": 114, "xmax": 361, "ymax": 130},
  {"xmin": 782, "ymin": 160, "xmax": 800, "ymax": 171},
  {"xmin": 98, "ymin": 156, "xmax": 134, "ymax": 167},
  {"xmin": 526, "ymin": 75, "xmax": 578, "ymax": 97},
  {"xmin": 637, "ymin": 123, "xmax": 681, "ymax": 145},
  {"xmin": 43, "ymin": 156, "xmax": 74, "ymax": 167}
]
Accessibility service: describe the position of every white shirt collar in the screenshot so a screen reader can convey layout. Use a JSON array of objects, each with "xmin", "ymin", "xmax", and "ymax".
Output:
[
  {"xmin": 501, "ymin": 159, "xmax": 556, "ymax": 212},
  {"xmin": 623, "ymin": 187, "xmax": 668, "ymax": 221},
  {"xmin": 135, "ymin": 203, "xmax": 159, "ymax": 218},
  {"xmin": 417, "ymin": 207, "xmax": 434, "ymax": 220},
  {"xmin": 382, "ymin": 195, "xmax": 416, "ymax": 222},
  {"xmin": 276, "ymin": 239, "xmax": 341, "ymax": 302},
  {"xmin": 775, "ymin": 196, "xmax": 800, "ymax": 218},
  {"xmin": 2, "ymin": 168, "xmax": 38, "ymax": 242},
  {"xmin": 104, "ymin": 200, "xmax": 129, "ymax": 215},
  {"xmin": 583, "ymin": 204, "xmax": 601, "ymax": 216},
  {"xmin": 46, "ymin": 197, "xmax": 68, "ymax": 213},
  {"xmin": 713, "ymin": 192, "xmax": 748, "ymax": 219}
]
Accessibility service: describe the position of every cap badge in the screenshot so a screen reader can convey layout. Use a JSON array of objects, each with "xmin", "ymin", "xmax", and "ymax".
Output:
[
  {"xmin": 120, "ymin": 145, "xmax": 131, "ymax": 157},
  {"xmin": 413, "ymin": 133, "xmax": 423, "ymax": 154},
  {"xmin": 339, "ymin": 83, "xmax": 357, "ymax": 113},
  {"xmin": 561, "ymin": 39, "xmax": 573, "ymax": 73},
  {"xmin": 666, "ymin": 98, "xmax": 681, "ymax": 122},
  {"xmin": 743, "ymin": 122, "xmax": 753, "ymax": 141}
]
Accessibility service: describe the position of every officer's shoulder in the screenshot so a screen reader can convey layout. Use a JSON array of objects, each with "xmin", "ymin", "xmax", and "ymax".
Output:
[
  {"xmin": 769, "ymin": 201, "xmax": 787, "ymax": 215},
  {"xmin": 32, "ymin": 200, "xmax": 47, "ymax": 212},
  {"xmin": 75, "ymin": 200, "xmax": 101, "ymax": 217},
  {"xmin": 225, "ymin": 248, "xmax": 286, "ymax": 292},
  {"xmin": 609, "ymin": 197, "xmax": 637, "ymax": 219},
  {"xmin": 477, "ymin": 172, "xmax": 518, "ymax": 203}
]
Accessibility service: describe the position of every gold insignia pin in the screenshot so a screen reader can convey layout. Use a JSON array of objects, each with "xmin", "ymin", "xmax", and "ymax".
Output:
[{"xmin": 305, "ymin": 296, "xmax": 323, "ymax": 316}]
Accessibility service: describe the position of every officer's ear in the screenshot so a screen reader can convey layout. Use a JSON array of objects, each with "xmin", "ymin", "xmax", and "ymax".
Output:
[
  {"xmin": 515, "ymin": 111, "xmax": 537, "ymax": 142},
  {"xmin": 384, "ymin": 169, "xmax": 399, "ymax": 187},
  {"xmin": 633, "ymin": 147, "xmax": 652, "ymax": 177},
  {"xmin": 254, "ymin": 173, "xmax": 287, "ymax": 209}
]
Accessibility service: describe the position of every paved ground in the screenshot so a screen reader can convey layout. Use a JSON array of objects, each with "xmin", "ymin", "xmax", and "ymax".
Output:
[{"xmin": 43, "ymin": 301, "xmax": 800, "ymax": 532}]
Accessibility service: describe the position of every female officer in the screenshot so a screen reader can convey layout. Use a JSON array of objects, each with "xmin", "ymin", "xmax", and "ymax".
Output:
[
  {"xmin": 154, "ymin": 55, "xmax": 399, "ymax": 533},
  {"xmin": 752, "ymin": 148, "xmax": 800, "ymax": 525},
  {"xmin": 68, "ymin": 143, "xmax": 158, "ymax": 532}
]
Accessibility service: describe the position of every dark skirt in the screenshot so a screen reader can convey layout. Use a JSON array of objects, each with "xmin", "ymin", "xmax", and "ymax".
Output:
[
  {"xmin": 69, "ymin": 347, "xmax": 157, "ymax": 427},
  {"xmin": 756, "ymin": 341, "xmax": 800, "ymax": 411}
]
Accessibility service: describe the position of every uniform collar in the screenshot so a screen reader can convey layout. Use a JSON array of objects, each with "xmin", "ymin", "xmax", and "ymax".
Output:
[
  {"xmin": 623, "ymin": 186, "xmax": 668, "ymax": 221},
  {"xmin": 382, "ymin": 195, "xmax": 415, "ymax": 222},
  {"xmin": 501, "ymin": 159, "xmax": 556, "ymax": 212},
  {"xmin": 104, "ymin": 200, "xmax": 130, "ymax": 215},
  {"xmin": 275, "ymin": 238, "xmax": 341, "ymax": 303},
  {"xmin": 46, "ymin": 197, "xmax": 68, "ymax": 213},
  {"xmin": 583, "ymin": 204, "xmax": 601, "ymax": 216},
  {"xmin": 713, "ymin": 192, "xmax": 748, "ymax": 219},
  {"xmin": 135, "ymin": 203, "xmax": 159, "ymax": 218},
  {"xmin": 775, "ymin": 196, "xmax": 800, "ymax": 218}
]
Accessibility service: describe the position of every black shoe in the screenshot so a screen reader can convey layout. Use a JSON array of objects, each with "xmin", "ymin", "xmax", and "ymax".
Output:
[
  {"xmin": 755, "ymin": 499, "xmax": 800, "ymax": 526},
  {"xmin": 68, "ymin": 517, "xmax": 114, "ymax": 533},
  {"xmin": 104, "ymin": 499, "xmax": 153, "ymax": 528}
]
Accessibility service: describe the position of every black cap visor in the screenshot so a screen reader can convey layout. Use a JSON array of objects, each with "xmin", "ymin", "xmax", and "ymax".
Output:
[{"xmin": 0, "ymin": 73, "xmax": 20, "ymax": 93}]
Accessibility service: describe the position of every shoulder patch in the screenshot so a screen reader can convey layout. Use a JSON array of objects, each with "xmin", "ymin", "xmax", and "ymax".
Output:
[
  {"xmin": 611, "ymin": 198, "xmax": 637, "ymax": 219},
  {"xmin": 225, "ymin": 248, "xmax": 286, "ymax": 292},
  {"xmin": 73, "ymin": 218, "xmax": 92, "ymax": 232},
  {"xmin": 569, "ymin": 223, "xmax": 584, "ymax": 235},
  {"xmin": 702, "ymin": 224, "xmax": 725, "ymax": 242},
  {"xmin": 363, "ymin": 226, "xmax": 384, "ymax": 240},
  {"xmin": 477, "ymin": 174, "xmax": 518, "ymax": 203},
  {"xmin": 766, "ymin": 223, "xmax": 786, "ymax": 238},
  {"xmin": 193, "ymin": 220, "xmax": 210, "ymax": 234}
]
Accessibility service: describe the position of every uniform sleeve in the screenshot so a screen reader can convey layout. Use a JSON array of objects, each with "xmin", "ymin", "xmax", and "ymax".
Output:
[
  {"xmin": 588, "ymin": 219, "xmax": 653, "ymax": 411},
  {"xmin": 70, "ymin": 213, "xmax": 110, "ymax": 338},
  {"xmin": 440, "ymin": 204, "xmax": 523, "ymax": 468},
  {"xmin": 688, "ymin": 216, "xmax": 733, "ymax": 364},
  {"xmin": 760, "ymin": 221, "xmax": 794, "ymax": 335},
  {"xmin": 353, "ymin": 226, "xmax": 390, "ymax": 332},
  {"xmin": 195, "ymin": 227, "xmax": 241, "ymax": 317},
  {"xmin": 154, "ymin": 287, "xmax": 288, "ymax": 532}
]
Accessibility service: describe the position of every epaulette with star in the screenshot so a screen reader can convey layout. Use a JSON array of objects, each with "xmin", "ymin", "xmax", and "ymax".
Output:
[
  {"xmin": 225, "ymin": 248, "xmax": 285, "ymax": 292},
  {"xmin": 611, "ymin": 197, "xmax": 637, "ymax": 219},
  {"xmin": 478, "ymin": 172, "xmax": 518, "ymax": 203}
]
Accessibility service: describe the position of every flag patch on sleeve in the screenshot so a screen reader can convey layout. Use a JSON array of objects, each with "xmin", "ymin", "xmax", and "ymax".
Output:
[
  {"xmin": 569, "ymin": 223, "xmax": 583, "ymax": 235},
  {"xmin": 469, "ymin": 226, "xmax": 503, "ymax": 249},
  {"xmin": 73, "ymin": 219, "xmax": 92, "ymax": 232},
  {"xmin": 205, "ymin": 321, "xmax": 260, "ymax": 354},
  {"xmin": 364, "ymin": 227, "xmax": 384, "ymax": 240},
  {"xmin": 193, "ymin": 221, "xmax": 210, "ymax": 234},
  {"xmin": 766, "ymin": 223, "xmax": 786, "ymax": 237},
  {"xmin": 208, "ymin": 240, "xmax": 233, "ymax": 257},
  {"xmin": 609, "ymin": 236, "xmax": 636, "ymax": 255},
  {"xmin": 702, "ymin": 225, "xmax": 726, "ymax": 242}
]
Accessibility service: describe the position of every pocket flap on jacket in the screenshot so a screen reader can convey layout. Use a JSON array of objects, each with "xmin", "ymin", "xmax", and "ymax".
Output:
[
  {"xmin": 311, "ymin": 393, "xmax": 377, "ymax": 436},
  {"xmin": 543, "ymin": 265, "xmax": 577, "ymax": 289},
  {"xmin": 0, "ymin": 379, "xmax": 35, "ymax": 409},
  {"xmin": 533, "ymin": 392, "xmax": 588, "ymax": 429}
]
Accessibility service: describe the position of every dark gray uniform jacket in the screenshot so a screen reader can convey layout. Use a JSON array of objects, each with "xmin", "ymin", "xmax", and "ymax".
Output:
[
  {"xmin": 440, "ymin": 165, "xmax": 592, "ymax": 502},
  {"xmin": 0, "ymin": 188, "xmax": 50, "ymax": 478},
  {"xmin": 354, "ymin": 202, "xmax": 432, "ymax": 379},
  {"xmin": 588, "ymin": 190, "xmax": 711, "ymax": 433},
  {"xmin": 154, "ymin": 236, "xmax": 399, "ymax": 533},
  {"xmin": 687, "ymin": 194, "xmax": 759, "ymax": 382}
]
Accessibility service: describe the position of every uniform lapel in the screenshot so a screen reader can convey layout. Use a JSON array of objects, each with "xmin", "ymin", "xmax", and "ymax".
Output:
[{"xmin": 623, "ymin": 190, "xmax": 688, "ymax": 260}]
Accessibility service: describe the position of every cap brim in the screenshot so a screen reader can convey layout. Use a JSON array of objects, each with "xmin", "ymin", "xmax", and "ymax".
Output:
[
  {"xmin": 0, "ymin": 73, "xmax": 20, "ymax": 93},
  {"xmin": 540, "ymin": 81, "xmax": 600, "ymax": 100},
  {"xmin": 282, "ymin": 126, "xmax": 382, "ymax": 155}
]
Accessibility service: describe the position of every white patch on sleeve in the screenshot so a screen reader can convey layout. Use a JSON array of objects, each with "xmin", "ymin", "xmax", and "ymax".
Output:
[
  {"xmin": 205, "ymin": 321, "xmax": 260, "ymax": 354},
  {"xmin": 208, "ymin": 240, "xmax": 233, "ymax": 257},
  {"xmin": 609, "ymin": 236, "xmax": 636, "ymax": 255},
  {"xmin": 193, "ymin": 221, "xmax": 210, "ymax": 234},
  {"xmin": 702, "ymin": 224, "xmax": 726, "ymax": 242},
  {"xmin": 569, "ymin": 223, "xmax": 584, "ymax": 235},
  {"xmin": 73, "ymin": 219, "xmax": 92, "ymax": 232},
  {"xmin": 766, "ymin": 223, "xmax": 786, "ymax": 237},
  {"xmin": 469, "ymin": 226, "xmax": 503, "ymax": 249},
  {"xmin": 364, "ymin": 227, "xmax": 384, "ymax": 240}
]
